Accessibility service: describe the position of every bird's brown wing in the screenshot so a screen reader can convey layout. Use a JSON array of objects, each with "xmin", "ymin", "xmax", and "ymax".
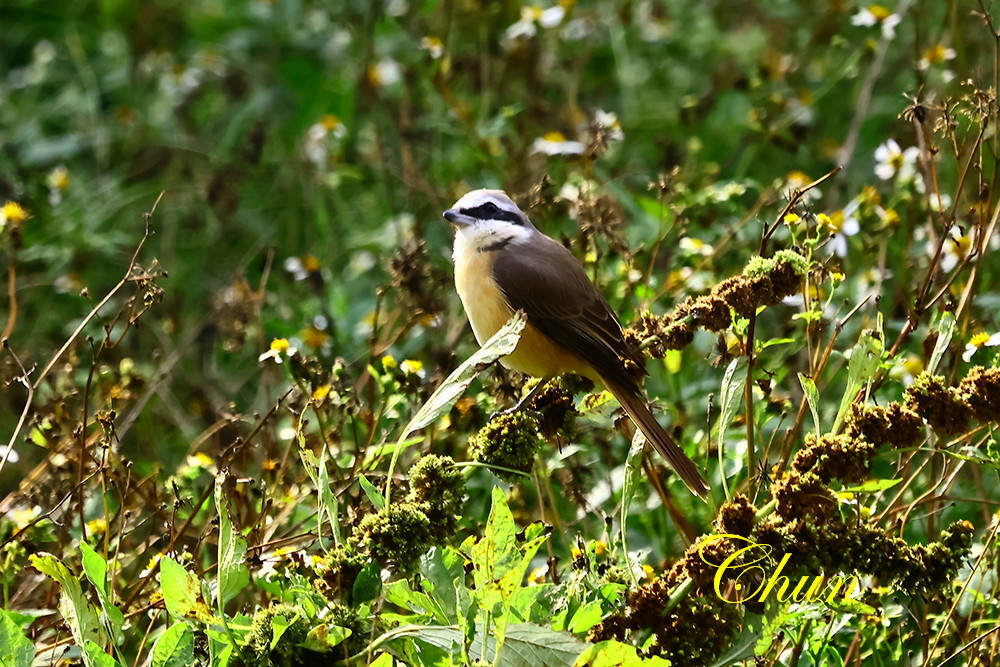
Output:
[
  {"xmin": 491, "ymin": 234, "xmax": 709, "ymax": 498},
  {"xmin": 490, "ymin": 235, "xmax": 644, "ymax": 388}
]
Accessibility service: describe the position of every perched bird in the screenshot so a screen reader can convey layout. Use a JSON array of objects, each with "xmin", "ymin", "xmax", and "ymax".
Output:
[{"xmin": 443, "ymin": 188, "xmax": 708, "ymax": 498}]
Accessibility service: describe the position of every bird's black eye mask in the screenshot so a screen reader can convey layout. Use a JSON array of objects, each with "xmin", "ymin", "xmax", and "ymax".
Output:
[{"xmin": 462, "ymin": 202, "xmax": 524, "ymax": 225}]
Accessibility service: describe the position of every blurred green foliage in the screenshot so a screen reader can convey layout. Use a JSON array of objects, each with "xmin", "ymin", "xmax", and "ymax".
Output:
[{"xmin": 3, "ymin": 0, "xmax": 1000, "ymax": 664}]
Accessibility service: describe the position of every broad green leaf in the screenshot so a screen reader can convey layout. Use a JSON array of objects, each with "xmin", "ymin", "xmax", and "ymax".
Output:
[
  {"xmin": 206, "ymin": 625, "xmax": 234, "ymax": 667},
  {"xmin": 79, "ymin": 542, "xmax": 107, "ymax": 597},
  {"xmin": 620, "ymin": 430, "xmax": 646, "ymax": 588},
  {"xmin": 402, "ymin": 313, "xmax": 525, "ymax": 437},
  {"xmin": 303, "ymin": 623, "xmax": 351, "ymax": 650},
  {"xmin": 391, "ymin": 623, "xmax": 587, "ymax": 667},
  {"xmin": 352, "ymin": 560, "xmax": 383, "ymax": 604},
  {"xmin": 80, "ymin": 542, "xmax": 125, "ymax": 643},
  {"xmin": 574, "ymin": 640, "xmax": 671, "ymax": 666},
  {"xmin": 566, "ymin": 600, "xmax": 604, "ymax": 635},
  {"xmin": 471, "ymin": 486, "xmax": 519, "ymax": 589},
  {"xmin": 368, "ymin": 654, "xmax": 396, "ymax": 667},
  {"xmin": 159, "ymin": 557, "xmax": 216, "ymax": 622},
  {"xmin": 299, "ymin": 445, "xmax": 341, "ymax": 545},
  {"xmin": 270, "ymin": 613, "xmax": 293, "ymax": 650},
  {"xmin": 508, "ymin": 584, "xmax": 553, "ymax": 624},
  {"xmin": 797, "ymin": 373, "xmax": 821, "ymax": 437},
  {"xmin": 708, "ymin": 618, "xmax": 765, "ymax": 667},
  {"xmin": 215, "ymin": 474, "xmax": 250, "ymax": 609},
  {"xmin": 83, "ymin": 641, "xmax": 121, "ymax": 667},
  {"xmin": 150, "ymin": 622, "xmax": 195, "ymax": 667},
  {"xmin": 840, "ymin": 478, "xmax": 902, "ymax": 493},
  {"xmin": 384, "ymin": 579, "xmax": 442, "ymax": 622},
  {"xmin": 0, "ymin": 609, "xmax": 35, "ymax": 667},
  {"xmin": 359, "ymin": 474, "xmax": 386, "ymax": 510},
  {"xmin": 420, "ymin": 547, "xmax": 465, "ymax": 624},
  {"xmin": 29, "ymin": 552, "xmax": 103, "ymax": 651},
  {"xmin": 717, "ymin": 357, "xmax": 747, "ymax": 493},
  {"xmin": 833, "ymin": 329, "xmax": 884, "ymax": 432},
  {"xmin": 758, "ymin": 337, "xmax": 796, "ymax": 350},
  {"xmin": 751, "ymin": 607, "xmax": 787, "ymax": 659},
  {"xmin": 928, "ymin": 310, "xmax": 956, "ymax": 374}
]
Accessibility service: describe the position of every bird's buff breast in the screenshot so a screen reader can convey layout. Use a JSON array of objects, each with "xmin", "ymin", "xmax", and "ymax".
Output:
[{"xmin": 454, "ymin": 241, "xmax": 588, "ymax": 379}]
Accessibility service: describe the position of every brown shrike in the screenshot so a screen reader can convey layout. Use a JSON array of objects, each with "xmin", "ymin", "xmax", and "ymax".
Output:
[{"xmin": 444, "ymin": 189, "xmax": 708, "ymax": 498}]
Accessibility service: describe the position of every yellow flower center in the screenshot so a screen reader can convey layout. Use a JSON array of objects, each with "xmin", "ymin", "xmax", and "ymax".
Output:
[
  {"xmin": 868, "ymin": 5, "xmax": 892, "ymax": 21},
  {"xmin": 819, "ymin": 211, "xmax": 843, "ymax": 233},
  {"xmin": 923, "ymin": 44, "xmax": 950, "ymax": 64},
  {"xmin": 542, "ymin": 130, "xmax": 568, "ymax": 142},
  {"xmin": 2, "ymin": 201, "xmax": 29, "ymax": 223},
  {"xmin": 320, "ymin": 114, "xmax": 342, "ymax": 130},
  {"xmin": 969, "ymin": 332, "xmax": 991, "ymax": 348},
  {"xmin": 401, "ymin": 359, "xmax": 424, "ymax": 374},
  {"xmin": 902, "ymin": 356, "xmax": 924, "ymax": 376},
  {"xmin": 949, "ymin": 234, "xmax": 972, "ymax": 257},
  {"xmin": 302, "ymin": 254, "xmax": 322, "ymax": 272},
  {"xmin": 48, "ymin": 166, "xmax": 70, "ymax": 192},
  {"xmin": 270, "ymin": 338, "xmax": 290, "ymax": 352}
]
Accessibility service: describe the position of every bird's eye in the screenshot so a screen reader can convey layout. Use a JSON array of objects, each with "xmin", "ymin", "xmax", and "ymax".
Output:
[{"xmin": 482, "ymin": 202, "xmax": 500, "ymax": 212}]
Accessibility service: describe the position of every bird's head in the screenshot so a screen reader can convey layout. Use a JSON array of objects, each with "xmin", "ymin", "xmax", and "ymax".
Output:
[{"xmin": 443, "ymin": 190, "xmax": 535, "ymax": 242}]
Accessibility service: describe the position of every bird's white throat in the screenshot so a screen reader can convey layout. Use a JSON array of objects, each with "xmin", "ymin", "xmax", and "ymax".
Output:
[{"xmin": 452, "ymin": 219, "xmax": 533, "ymax": 258}]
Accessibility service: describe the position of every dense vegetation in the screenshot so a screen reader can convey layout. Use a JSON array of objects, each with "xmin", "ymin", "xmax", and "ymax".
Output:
[{"xmin": 2, "ymin": 1, "xmax": 999, "ymax": 665}]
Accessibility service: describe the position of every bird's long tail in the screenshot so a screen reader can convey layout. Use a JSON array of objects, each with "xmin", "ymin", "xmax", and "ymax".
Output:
[{"xmin": 602, "ymin": 376, "xmax": 709, "ymax": 498}]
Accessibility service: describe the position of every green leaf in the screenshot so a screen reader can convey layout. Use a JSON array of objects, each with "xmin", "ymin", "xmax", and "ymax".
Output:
[
  {"xmin": 299, "ymin": 445, "xmax": 341, "ymax": 545},
  {"xmin": 270, "ymin": 613, "xmax": 293, "ymax": 650},
  {"xmin": 620, "ymin": 430, "xmax": 645, "ymax": 588},
  {"xmin": 402, "ymin": 313, "xmax": 525, "ymax": 437},
  {"xmin": 83, "ymin": 641, "xmax": 122, "ymax": 667},
  {"xmin": 928, "ymin": 310, "xmax": 956, "ymax": 374},
  {"xmin": 206, "ymin": 624, "xmax": 236, "ymax": 667},
  {"xmin": 367, "ymin": 654, "xmax": 396, "ymax": 667},
  {"xmin": 758, "ymin": 337, "xmax": 796, "ymax": 350},
  {"xmin": 833, "ymin": 329, "xmax": 884, "ymax": 432},
  {"xmin": 390, "ymin": 623, "xmax": 587, "ymax": 667},
  {"xmin": 352, "ymin": 560, "xmax": 383, "ymax": 604},
  {"xmin": 159, "ymin": 557, "xmax": 216, "ymax": 622},
  {"xmin": 0, "ymin": 609, "xmax": 35, "ymax": 667},
  {"xmin": 79, "ymin": 542, "xmax": 107, "ymax": 597},
  {"xmin": 717, "ymin": 357, "xmax": 748, "ymax": 491},
  {"xmin": 150, "ymin": 622, "xmax": 195, "ymax": 667},
  {"xmin": 303, "ymin": 623, "xmax": 351, "ymax": 650},
  {"xmin": 507, "ymin": 585, "xmax": 553, "ymax": 624},
  {"xmin": 29, "ymin": 552, "xmax": 103, "ymax": 651},
  {"xmin": 840, "ymin": 478, "xmax": 902, "ymax": 493},
  {"xmin": 574, "ymin": 640, "xmax": 671, "ymax": 666},
  {"xmin": 566, "ymin": 600, "xmax": 604, "ymax": 635},
  {"xmin": 80, "ymin": 542, "xmax": 125, "ymax": 643},
  {"xmin": 420, "ymin": 547, "xmax": 465, "ymax": 624},
  {"xmin": 360, "ymin": 474, "xmax": 386, "ymax": 510},
  {"xmin": 797, "ymin": 373, "xmax": 821, "ymax": 437},
  {"xmin": 215, "ymin": 474, "xmax": 250, "ymax": 609},
  {"xmin": 470, "ymin": 486, "xmax": 519, "ymax": 589},
  {"xmin": 384, "ymin": 579, "xmax": 442, "ymax": 623}
]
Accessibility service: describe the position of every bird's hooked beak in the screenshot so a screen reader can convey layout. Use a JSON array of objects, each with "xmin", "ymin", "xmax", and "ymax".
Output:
[{"xmin": 443, "ymin": 209, "xmax": 476, "ymax": 226}]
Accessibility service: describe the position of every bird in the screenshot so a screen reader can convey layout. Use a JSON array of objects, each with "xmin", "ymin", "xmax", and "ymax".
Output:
[{"xmin": 443, "ymin": 188, "xmax": 709, "ymax": 498}]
